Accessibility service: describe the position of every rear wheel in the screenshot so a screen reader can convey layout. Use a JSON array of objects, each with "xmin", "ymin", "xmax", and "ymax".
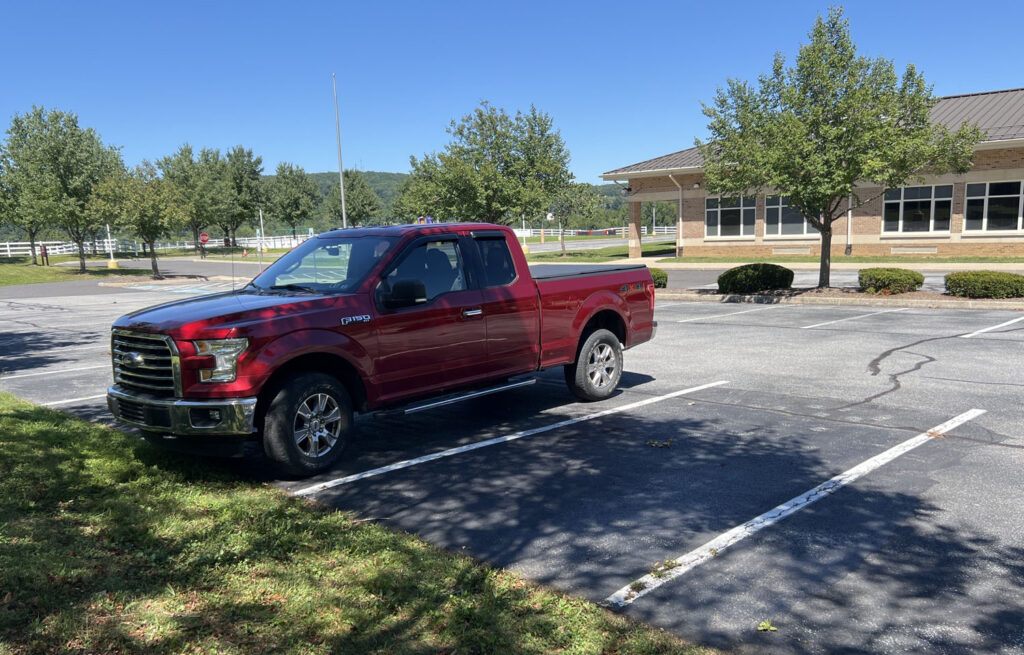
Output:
[
  {"xmin": 564, "ymin": 328, "xmax": 623, "ymax": 401},
  {"xmin": 262, "ymin": 372, "xmax": 353, "ymax": 476}
]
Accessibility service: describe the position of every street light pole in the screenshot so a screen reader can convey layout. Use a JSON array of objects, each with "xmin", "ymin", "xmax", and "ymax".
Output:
[{"xmin": 332, "ymin": 73, "xmax": 348, "ymax": 229}]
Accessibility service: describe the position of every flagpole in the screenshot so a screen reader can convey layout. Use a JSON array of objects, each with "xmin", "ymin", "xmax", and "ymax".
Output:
[{"xmin": 332, "ymin": 73, "xmax": 348, "ymax": 229}]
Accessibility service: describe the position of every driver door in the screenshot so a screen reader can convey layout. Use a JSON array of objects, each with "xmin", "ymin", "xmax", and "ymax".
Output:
[{"xmin": 372, "ymin": 237, "xmax": 486, "ymax": 405}]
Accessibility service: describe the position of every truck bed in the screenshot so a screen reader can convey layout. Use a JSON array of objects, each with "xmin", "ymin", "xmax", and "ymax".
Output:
[{"xmin": 528, "ymin": 263, "xmax": 649, "ymax": 280}]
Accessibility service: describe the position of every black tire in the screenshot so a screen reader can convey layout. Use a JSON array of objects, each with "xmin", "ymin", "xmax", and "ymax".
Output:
[
  {"xmin": 564, "ymin": 328, "xmax": 623, "ymax": 401},
  {"xmin": 262, "ymin": 372, "xmax": 353, "ymax": 476}
]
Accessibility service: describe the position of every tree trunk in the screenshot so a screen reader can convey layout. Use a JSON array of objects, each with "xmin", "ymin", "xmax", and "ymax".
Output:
[
  {"xmin": 76, "ymin": 240, "xmax": 87, "ymax": 273},
  {"xmin": 29, "ymin": 233, "xmax": 38, "ymax": 266},
  {"xmin": 193, "ymin": 226, "xmax": 201, "ymax": 253},
  {"xmin": 818, "ymin": 226, "xmax": 833, "ymax": 288},
  {"xmin": 559, "ymin": 219, "xmax": 566, "ymax": 256},
  {"xmin": 148, "ymin": 240, "xmax": 161, "ymax": 278},
  {"xmin": 231, "ymin": 228, "xmax": 237, "ymax": 247}
]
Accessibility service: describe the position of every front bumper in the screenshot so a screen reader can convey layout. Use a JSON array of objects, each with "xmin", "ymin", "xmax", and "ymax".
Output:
[{"xmin": 107, "ymin": 385, "xmax": 257, "ymax": 436}]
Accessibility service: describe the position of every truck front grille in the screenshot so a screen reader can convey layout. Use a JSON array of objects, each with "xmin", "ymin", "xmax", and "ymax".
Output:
[{"xmin": 112, "ymin": 330, "xmax": 179, "ymax": 397}]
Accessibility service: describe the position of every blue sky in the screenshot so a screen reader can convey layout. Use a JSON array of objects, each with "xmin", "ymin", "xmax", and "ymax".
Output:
[{"xmin": 3, "ymin": 0, "xmax": 1022, "ymax": 183}]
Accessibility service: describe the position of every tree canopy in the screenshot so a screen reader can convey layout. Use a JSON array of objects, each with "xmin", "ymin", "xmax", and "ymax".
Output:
[
  {"xmin": 0, "ymin": 106, "xmax": 122, "ymax": 270},
  {"xmin": 697, "ymin": 6, "xmax": 983, "ymax": 287},
  {"xmin": 266, "ymin": 162, "xmax": 320, "ymax": 237},
  {"xmin": 398, "ymin": 102, "xmax": 573, "ymax": 225},
  {"xmin": 222, "ymin": 146, "xmax": 263, "ymax": 245},
  {"xmin": 324, "ymin": 170, "xmax": 381, "ymax": 227}
]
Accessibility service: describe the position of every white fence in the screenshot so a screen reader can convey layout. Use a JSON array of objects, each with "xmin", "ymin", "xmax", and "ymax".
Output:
[
  {"xmin": 511, "ymin": 225, "xmax": 678, "ymax": 238},
  {"xmin": 0, "ymin": 235, "xmax": 310, "ymax": 258}
]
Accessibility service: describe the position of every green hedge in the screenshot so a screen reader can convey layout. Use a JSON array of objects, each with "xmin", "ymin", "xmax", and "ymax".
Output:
[
  {"xmin": 649, "ymin": 267, "xmax": 668, "ymax": 288},
  {"xmin": 858, "ymin": 268, "xmax": 925, "ymax": 295},
  {"xmin": 717, "ymin": 263, "xmax": 794, "ymax": 294},
  {"xmin": 945, "ymin": 271, "xmax": 1024, "ymax": 298}
]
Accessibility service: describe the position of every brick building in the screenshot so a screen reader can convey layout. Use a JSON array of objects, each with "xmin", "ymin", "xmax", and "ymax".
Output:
[{"xmin": 601, "ymin": 88, "xmax": 1024, "ymax": 258}]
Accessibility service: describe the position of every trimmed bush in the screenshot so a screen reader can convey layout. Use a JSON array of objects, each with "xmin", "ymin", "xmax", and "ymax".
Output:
[
  {"xmin": 649, "ymin": 267, "xmax": 668, "ymax": 288},
  {"xmin": 717, "ymin": 263, "xmax": 794, "ymax": 294},
  {"xmin": 945, "ymin": 271, "xmax": 1024, "ymax": 299},
  {"xmin": 858, "ymin": 268, "xmax": 925, "ymax": 295}
]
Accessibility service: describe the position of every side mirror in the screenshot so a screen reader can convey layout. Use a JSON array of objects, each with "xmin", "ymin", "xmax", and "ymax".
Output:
[{"xmin": 381, "ymin": 279, "xmax": 427, "ymax": 310}]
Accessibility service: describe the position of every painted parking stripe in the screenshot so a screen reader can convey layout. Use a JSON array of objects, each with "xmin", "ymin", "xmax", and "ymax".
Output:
[
  {"xmin": 800, "ymin": 307, "xmax": 908, "ymax": 329},
  {"xmin": 42, "ymin": 393, "xmax": 108, "ymax": 407},
  {"xmin": 0, "ymin": 364, "xmax": 108, "ymax": 381},
  {"xmin": 960, "ymin": 315, "xmax": 1024, "ymax": 339},
  {"xmin": 676, "ymin": 306, "xmax": 789, "ymax": 323},
  {"xmin": 293, "ymin": 380, "xmax": 730, "ymax": 497},
  {"xmin": 604, "ymin": 408, "xmax": 986, "ymax": 608}
]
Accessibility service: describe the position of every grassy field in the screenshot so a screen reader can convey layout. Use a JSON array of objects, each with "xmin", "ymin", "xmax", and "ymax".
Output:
[
  {"xmin": 0, "ymin": 393, "xmax": 710, "ymax": 655},
  {"xmin": 0, "ymin": 261, "xmax": 150, "ymax": 287},
  {"xmin": 527, "ymin": 241, "xmax": 678, "ymax": 263}
]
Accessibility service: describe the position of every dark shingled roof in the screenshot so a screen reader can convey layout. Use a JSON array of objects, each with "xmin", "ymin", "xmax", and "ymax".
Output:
[{"xmin": 603, "ymin": 87, "xmax": 1024, "ymax": 178}]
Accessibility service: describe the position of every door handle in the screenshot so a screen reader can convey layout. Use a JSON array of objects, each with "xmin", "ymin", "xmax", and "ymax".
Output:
[{"xmin": 462, "ymin": 308, "xmax": 483, "ymax": 317}]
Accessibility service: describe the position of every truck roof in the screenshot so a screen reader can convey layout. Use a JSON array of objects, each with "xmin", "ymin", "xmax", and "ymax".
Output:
[{"xmin": 319, "ymin": 222, "xmax": 506, "ymax": 239}]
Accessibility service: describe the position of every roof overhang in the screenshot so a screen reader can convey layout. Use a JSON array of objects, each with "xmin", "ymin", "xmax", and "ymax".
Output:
[
  {"xmin": 599, "ymin": 165, "xmax": 704, "ymax": 181},
  {"xmin": 600, "ymin": 138, "xmax": 1024, "ymax": 181}
]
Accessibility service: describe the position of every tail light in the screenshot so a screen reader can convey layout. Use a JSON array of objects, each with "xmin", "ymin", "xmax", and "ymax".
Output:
[{"xmin": 646, "ymin": 282, "xmax": 656, "ymax": 313}]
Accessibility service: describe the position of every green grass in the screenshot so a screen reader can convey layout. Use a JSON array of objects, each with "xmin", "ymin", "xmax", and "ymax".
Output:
[
  {"xmin": 0, "ymin": 393, "xmax": 711, "ymax": 655},
  {"xmin": 527, "ymin": 240, "xmax": 678, "ymax": 262},
  {"xmin": 656, "ymin": 254, "xmax": 1024, "ymax": 264},
  {"xmin": 0, "ymin": 261, "xmax": 150, "ymax": 287}
]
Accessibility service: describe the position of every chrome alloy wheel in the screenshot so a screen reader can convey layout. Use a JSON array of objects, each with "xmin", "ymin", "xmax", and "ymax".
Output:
[
  {"xmin": 586, "ymin": 343, "xmax": 617, "ymax": 389},
  {"xmin": 293, "ymin": 393, "xmax": 343, "ymax": 458}
]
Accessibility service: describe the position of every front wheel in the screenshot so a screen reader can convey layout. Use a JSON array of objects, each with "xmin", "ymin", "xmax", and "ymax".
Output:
[
  {"xmin": 262, "ymin": 372, "xmax": 353, "ymax": 476},
  {"xmin": 564, "ymin": 328, "xmax": 623, "ymax": 401}
]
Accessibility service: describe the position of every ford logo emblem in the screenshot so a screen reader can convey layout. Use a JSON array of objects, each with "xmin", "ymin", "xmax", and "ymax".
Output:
[{"xmin": 119, "ymin": 351, "xmax": 145, "ymax": 367}]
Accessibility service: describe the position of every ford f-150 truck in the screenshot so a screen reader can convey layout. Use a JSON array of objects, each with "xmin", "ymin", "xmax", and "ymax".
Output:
[{"xmin": 107, "ymin": 223, "xmax": 657, "ymax": 475}]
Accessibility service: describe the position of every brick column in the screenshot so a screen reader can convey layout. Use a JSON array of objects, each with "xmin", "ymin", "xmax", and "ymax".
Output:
[{"xmin": 628, "ymin": 201, "xmax": 643, "ymax": 258}]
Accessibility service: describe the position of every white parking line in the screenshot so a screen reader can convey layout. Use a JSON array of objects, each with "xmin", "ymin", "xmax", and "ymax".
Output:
[
  {"xmin": 960, "ymin": 315, "xmax": 1024, "ymax": 339},
  {"xmin": 42, "ymin": 393, "xmax": 107, "ymax": 407},
  {"xmin": 604, "ymin": 408, "xmax": 986, "ymax": 608},
  {"xmin": 294, "ymin": 380, "xmax": 730, "ymax": 497},
  {"xmin": 800, "ymin": 307, "xmax": 908, "ymax": 329},
  {"xmin": 0, "ymin": 364, "xmax": 108, "ymax": 381},
  {"xmin": 676, "ymin": 305, "xmax": 788, "ymax": 323}
]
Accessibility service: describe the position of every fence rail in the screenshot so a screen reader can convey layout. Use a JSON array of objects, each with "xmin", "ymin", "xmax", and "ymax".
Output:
[{"xmin": 0, "ymin": 235, "xmax": 310, "ymax": 258}]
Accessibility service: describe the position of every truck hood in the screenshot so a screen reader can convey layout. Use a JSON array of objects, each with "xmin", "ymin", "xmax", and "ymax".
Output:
[{"xmin": 112, "ymin": 289, "xmax": 356, "ymax": 339}]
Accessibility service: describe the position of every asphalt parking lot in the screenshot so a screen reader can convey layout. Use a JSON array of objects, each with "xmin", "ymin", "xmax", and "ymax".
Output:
[{"xmin": 2, "ymin": 281, "xmax": 1023, "ymax": 653}]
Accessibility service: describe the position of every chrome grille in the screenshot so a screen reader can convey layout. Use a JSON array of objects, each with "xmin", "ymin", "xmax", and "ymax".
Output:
[{"xmin": 111, "ymin": 330, "xmax": 180, "ymax": 397}]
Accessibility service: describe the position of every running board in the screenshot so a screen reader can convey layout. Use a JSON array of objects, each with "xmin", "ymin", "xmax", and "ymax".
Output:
[{"xmin": 374, "ymin": 377, "xmax": 538, "ymax": 418}]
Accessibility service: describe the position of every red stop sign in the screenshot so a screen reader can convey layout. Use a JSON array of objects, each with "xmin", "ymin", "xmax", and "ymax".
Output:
[{"xmin": 199, "ymin": 233, "xmax": 209, "ymax": 243}]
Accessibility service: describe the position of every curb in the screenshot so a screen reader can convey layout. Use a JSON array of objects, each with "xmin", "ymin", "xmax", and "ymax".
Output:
[{"xmin": 656, "ymin": 290, "xmax": 1024, "ymax": 311}]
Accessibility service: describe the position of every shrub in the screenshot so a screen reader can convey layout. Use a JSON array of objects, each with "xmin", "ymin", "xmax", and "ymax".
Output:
[
  {"xmin": 649, "ymin": 267, "xmax": 668, "ymax": 288},
  {"xmin": 945, "ymin": 271, "xmax": 1024, "ymax": 299},
  {"xmin": 858, "ymin": 268, "xmax": 925, "ymax": 295},
  {"xmin": 717, "ymin": 263, "xmax": 794, "ymax": 294}
]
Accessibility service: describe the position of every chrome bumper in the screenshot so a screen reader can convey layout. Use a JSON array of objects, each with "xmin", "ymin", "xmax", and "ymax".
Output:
[{"xmin": 107, "ymin": 385, "xmax": 257, "ymax": 436}]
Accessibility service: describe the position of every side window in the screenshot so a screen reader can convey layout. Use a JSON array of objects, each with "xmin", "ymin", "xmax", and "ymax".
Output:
[
  {"xmin": 385, "ymin": 240, "xmax": 466, "ymax": 301},
  {"xmin": 476, "ymin": 238, "xmax": 516, "ymax": 287}
]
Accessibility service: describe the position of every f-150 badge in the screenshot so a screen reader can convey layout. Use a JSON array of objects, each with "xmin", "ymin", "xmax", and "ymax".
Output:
[{"xmin": 340, "ymin": 314, "xmax": 372, "ymax": 326}]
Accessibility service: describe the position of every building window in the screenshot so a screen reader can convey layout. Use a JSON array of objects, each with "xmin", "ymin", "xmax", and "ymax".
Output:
[
  {"xmin": 882, "ymin": 185, "xmax": 952, "ymax": 233},
  {"xmin": 965, "ymin": 182, "xmax": 1023, "ymax": 232},
  {"xmin": 765, "ymin": 196, "xmax": 816, "ymax": 236},
  {"xmin": 706, "ymin": 196, "xmax": 755, "ymax": 237}
]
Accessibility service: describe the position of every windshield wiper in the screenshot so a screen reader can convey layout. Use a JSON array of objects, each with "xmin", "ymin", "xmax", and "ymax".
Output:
[{"xmin": 269, "ymin": 284, "xmax": 318, "ymax": 294}]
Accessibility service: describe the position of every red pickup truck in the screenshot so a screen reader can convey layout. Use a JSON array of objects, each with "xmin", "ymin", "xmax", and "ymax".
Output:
[{"xmin": 107, "ymin": 223, "xmax": 656, "ymax": 475}]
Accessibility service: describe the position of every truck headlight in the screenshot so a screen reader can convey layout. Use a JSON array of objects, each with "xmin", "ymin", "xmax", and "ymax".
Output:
[{"xmin": 194, "ymin": 338, "xmax": 248, "ymax": 383}]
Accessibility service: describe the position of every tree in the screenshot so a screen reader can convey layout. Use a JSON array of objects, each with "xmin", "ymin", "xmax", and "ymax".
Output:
[
  {"xmin": 404, "ymin": 102, "xmax": 573, "ymax": 224},
  {"xmin": 550, "ymin": 182, "xmax": 599, "ymax": 255},
  {"xmin": 697, "ymin": 6, "xmax": 983, "ymax": 287},
  {"xmin": 223, "ymin": 146, "xmax": 263, "ymax": 245},
  {"xmin": 324, "ymin": 170, "xmax": 381, "ymax": 227},
  {"xmin": 93, "ymin": 163, "xmax": 185, "ymax": 277},
  {"xmin": 265, "ymin": 163, "xmax": 321, "ymax": 238},
  {"xmin": 0, "ymin": 107, "xmax": 121, "ymax": 269}
]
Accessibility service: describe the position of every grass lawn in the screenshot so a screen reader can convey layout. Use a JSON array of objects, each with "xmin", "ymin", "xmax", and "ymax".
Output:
[
  {"xmin": 0, "ymin": 261, "xmax": 151, "ymax": 287},
  {"xmin": 0, "ymin": 394, "xmax": 710, "ymax": 655},
  {"xmin": 657, "ymin": 254, "xmax": 1024, "ymax": 264},
  {"xmin": 527, "ymin": 241, "xmax": 678, "ymax": 263}
]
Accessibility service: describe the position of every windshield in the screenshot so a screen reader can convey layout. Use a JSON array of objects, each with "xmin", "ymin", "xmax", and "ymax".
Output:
[{"xmin": 251, "ymin": 236, "xmax": 397, "ymax": 294}]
